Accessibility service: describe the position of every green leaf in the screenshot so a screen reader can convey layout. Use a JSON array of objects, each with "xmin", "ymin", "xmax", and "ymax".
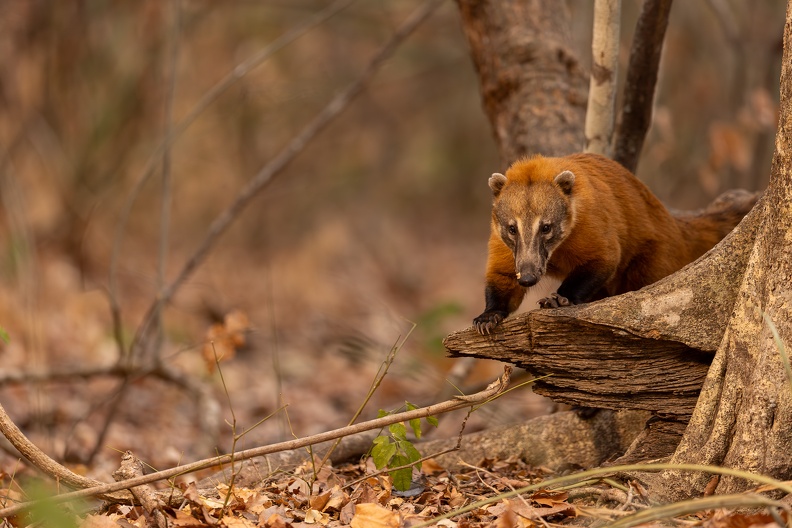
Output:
[
  {"xmin": 0, "ymin": 327, "xmax": 8, "ymax": 344},
  {"xmin": 426, "ymin": 415, "xmax": 439, "ymax": 428},
  {"xmin": 401, "ymin": 441, "xmax": 422, "ymax": 466},
  {"xmin": 405, "ymin": 401, "xmax": 418, "ymax": 411},
  {"xmin": 372, "ymin": 440, "xmax": 396, "ymax": 470},
  {"xmin": 373, "ymin": 435, "xmax": 389, "ymax": 445},
  {"xmin": 377, "ymin": 409, "xmax": 390, "ymax": 418},
  {"xmin": 409, "ymin": 417, "xmax": 422, "ymax": 439},
  {"xmin": 389, "ymin": 422, "xmax": 407, "ymax": 440},
  {"xmin": 389, "ymin": 454, "xmax": 413, "ymax": 492}
]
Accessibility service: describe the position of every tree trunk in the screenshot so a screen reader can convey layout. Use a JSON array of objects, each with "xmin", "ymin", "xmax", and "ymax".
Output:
[
  {"xmin": 584, "ymin": 0, "xmax": 622, "ymax": 156},
  {"xmin": 613, "ymin": 0, "xmax": 673, "ymax": 173},
  {"xmin": 653, "ymin": 2, "xmax": 792, "ymax": 499},
  {"xmin": 449, "ymin": 0, "xmax": 791, "ymax": 498},
  {"xmin": 454, "ymin": 0, "xmax": 587, "ymax": 163}
]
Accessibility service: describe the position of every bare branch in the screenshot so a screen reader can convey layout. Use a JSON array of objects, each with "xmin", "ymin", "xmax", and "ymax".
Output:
[
  {"xmin": 113, "ymin": 452, "xmax": 167, "ymax": 528},
  {"xmin": 0, "ymin": 402, "xmax": 132, "ymax": 503},
  {"xmin": 87, "ymin": 0, "xmax": 185, "ymax": 470},
  {"xmin": 613, "ymin": 0, "xmax": 673, "ymax": 172},
  {"xmin": 0, "ymin": 367, "xmax": 511, "ymax": 518},
  {"xmin": 153, "ymin": 0, "xmax": 182, "ymax": 366},
  {"xmin": 107, "ymin": 0, "xmax": 355, "ymax": 362},
  {"xmin": 585, "ymin": 0, "xmax": 622, "ymax": 156},
  {"xmin": 127, "ymin": 0, "xmax": 444, "ymax": 361}
]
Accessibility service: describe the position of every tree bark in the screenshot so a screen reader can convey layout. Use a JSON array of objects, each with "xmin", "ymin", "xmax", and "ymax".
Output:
[
  {"xmin": 653, "ymin": 2, "xmax": 792, "ymax": 499},
  {"xmin": 613, "ymin": 0, "xmax": 673, "ymax": 173},
  {"xmin": 454, "ymin": 0, "xmax": 587, "ymax": 163},
  {"xmin": 584, "ymin": 0, "xmax": 622, "ymax": 156}
]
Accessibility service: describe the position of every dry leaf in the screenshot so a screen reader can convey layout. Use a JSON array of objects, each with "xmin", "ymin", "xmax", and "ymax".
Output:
[
  {"xmin": 705, "ymin": 509, "xmax": 788, "ymax": 528},
  {"xmin": 323, "ymin": 485, "xmax": 349, "ymax": 512},
  {"xmin": 489, "ymin": 497, "xmax": 576, "ymax": 522},
  {"xmin": 340, "ymin": 500, "xmax": 357, "ymax": 525},
  {"xmin": 220, "ymin": 515, "xmax": 257, "ymax": 528},
  {"xmin": 166, "ymin": 509, "xmax": 207, "ymax": 527},
  {"xmin": 304, "ymin": 509, "xmax": 330, "ymax": 525},
  {"xmin": 494, "ymin": 500, "xmax": 518, "ymax": 528},
  {"xmin": 80, "ymin": 514, "xmax": 123, "ymax": 528},
  {"xmin": 200, "ymin": 496, "xmax": 228, "ymax": 510},
  {"xmin": 310, "ymin": 491, "xmax": 331, "ymax": 511},
  {"xmin": 202, "ymin": 309, "xmax": 250, "ymax": 371},
  {"xmin": 530, "ymin": 489, "xmax": 567, "ymax": 507},
  {"xmin": 261, "ymin": 512, "xmax": 290, "ymax": 528},
  {"xmin": 350, "ymin": 503, "xmax": 400, "ymax": 528},
  {"xmin": 245, "ymin": 492, "xmax": 273, "ymax": 514},
  {"xmin": 421, "ymin": 458, "xmax": 445, "ymax": 475},
  {"xmin": 182, "ymin": 481, "xmax": 202, "ymax": 503},
  {"xmin": 288, "ymin": 478, "xmax": 311, "ymax": 501}
]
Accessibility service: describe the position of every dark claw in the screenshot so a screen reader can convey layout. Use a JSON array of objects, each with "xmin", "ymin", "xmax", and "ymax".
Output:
[
  {"xmin": 538, "ymin": 293, "xmax": 571, "ymax": 309},
  {"xmin": 473, "ymin": 311, "xmax": 506, "ymax": 335}
]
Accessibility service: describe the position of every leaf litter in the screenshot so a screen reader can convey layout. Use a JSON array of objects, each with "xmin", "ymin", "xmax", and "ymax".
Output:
[{"xmin": 57, "ymin": 455, "xmax": 670, "ymax": 527}]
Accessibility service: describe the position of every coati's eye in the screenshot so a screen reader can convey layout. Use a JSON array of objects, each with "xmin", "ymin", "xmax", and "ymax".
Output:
[
  {"xmin": 540, "ymin": 223, "xmax": 552, "ymax": 235},
  {"xmin": 507, "ymin": 225, "xmax": 517, "ymax": 236}
]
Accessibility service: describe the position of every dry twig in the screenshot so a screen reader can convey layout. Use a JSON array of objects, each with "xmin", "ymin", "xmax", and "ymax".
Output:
[
  {"xmin": 126, "ymin": 0, "xmax": 444, "ymax": 364},
  {"xmin": 107, "ymin": 0, "xmax": 355, "ymax": 363},
  {"xmin": 0, "ymin": 367, "xmax": 511, "ymax": 518},
  {"xmin": 112, "ymin": 451, "xmax": 167, "ymax": 528}
]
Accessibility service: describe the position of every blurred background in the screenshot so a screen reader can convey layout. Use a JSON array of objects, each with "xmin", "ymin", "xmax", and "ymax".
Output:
[{"xmin": 0, "ymin": 0, "xmax": 783, "ymax": 481}]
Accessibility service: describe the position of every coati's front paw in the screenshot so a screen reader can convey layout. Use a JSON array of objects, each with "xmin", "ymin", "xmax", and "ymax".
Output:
[
  {"xmin": 538, "ymin": 293, "xmax": 571, "ymax": 309},
  {"xmin": 473, "ymin": 310, "xmax": 507, "ymax": 335}
]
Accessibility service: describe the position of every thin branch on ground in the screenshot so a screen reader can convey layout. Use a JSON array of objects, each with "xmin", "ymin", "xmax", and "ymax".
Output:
[
  {"xmin": 612, "ymin": 0, "xmax": 673, "ymax": 172},
  {"xmin": 0, "ymin": 367, "xmax": 511, "ymax": 518},
  {"xmin": 112, "ymin": 452, "xmax": 168, "ymax": 528},
  {"xmin": 320, "ymin": 325, "xmax": 416, "ymax": 472},
  {"xmin": 410, "ymin": 462, "xmax": 792, "ymax": 528},
  {"xmin": 343, "ymin": 390, "xmax": 472, "ymax": 491},
  {"xmin": 0, "ymin": 402, "xmax": 132, "ymax": 504}
]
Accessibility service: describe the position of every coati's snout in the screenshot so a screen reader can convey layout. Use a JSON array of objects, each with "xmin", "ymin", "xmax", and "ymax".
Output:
[
  {"xmin": 516, "ymin": 270, "xmax": 540, "ymax": 288},
  {"xmin": 515, "ymin": 254, "xmax": 545, "ymax": 287}
]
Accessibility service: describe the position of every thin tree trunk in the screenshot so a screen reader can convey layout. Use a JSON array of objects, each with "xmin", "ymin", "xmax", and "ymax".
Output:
[
  {"xmin": 585, "ymin": 0, "xmax": 622, "ymax": 156},
  {"xmin": 454, "ymin": 0, "xmax": 587, "ymax": 163},
  {"xmin": 613, "ymin": 0, "xmax": 673, "ymax": 172}
]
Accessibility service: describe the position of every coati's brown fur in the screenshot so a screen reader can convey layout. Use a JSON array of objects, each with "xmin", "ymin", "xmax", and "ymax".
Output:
[{"xmin": 474, "ymin": 153, "xmax": 758, "ymax": 334}]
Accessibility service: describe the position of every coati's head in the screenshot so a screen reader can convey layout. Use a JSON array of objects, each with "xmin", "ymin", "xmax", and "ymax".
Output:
[{"xmin": 489, "ymin": 163, "xmax": 577, "ymax": 288}]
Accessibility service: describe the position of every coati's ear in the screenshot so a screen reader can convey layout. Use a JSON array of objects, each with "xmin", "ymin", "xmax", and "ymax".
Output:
[
  {"xmin": 488, "ymin": 173, "xmax": 507, "ymax": 197},
  {"xmin": 554, "ymin": 170, "xmax": 575, "ymax": 195}
]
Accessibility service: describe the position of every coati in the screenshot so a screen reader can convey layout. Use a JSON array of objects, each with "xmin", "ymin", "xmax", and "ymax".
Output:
[{"xmin": 474, "ymin": 152, "xmax": 758, "ymax": 335}]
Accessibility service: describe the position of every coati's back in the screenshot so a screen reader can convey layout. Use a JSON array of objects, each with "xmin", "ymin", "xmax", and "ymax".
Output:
[
  {"xmin": 671, "ymin": 188, "xmax": 759, "ymax": 262},
  {"xmin": 557, "ymin": 154, "xmax": 757, "ymax": 296},
  {"xmin": 539, "ymin": 154, "xmax": 688, "ymax": 296}
]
